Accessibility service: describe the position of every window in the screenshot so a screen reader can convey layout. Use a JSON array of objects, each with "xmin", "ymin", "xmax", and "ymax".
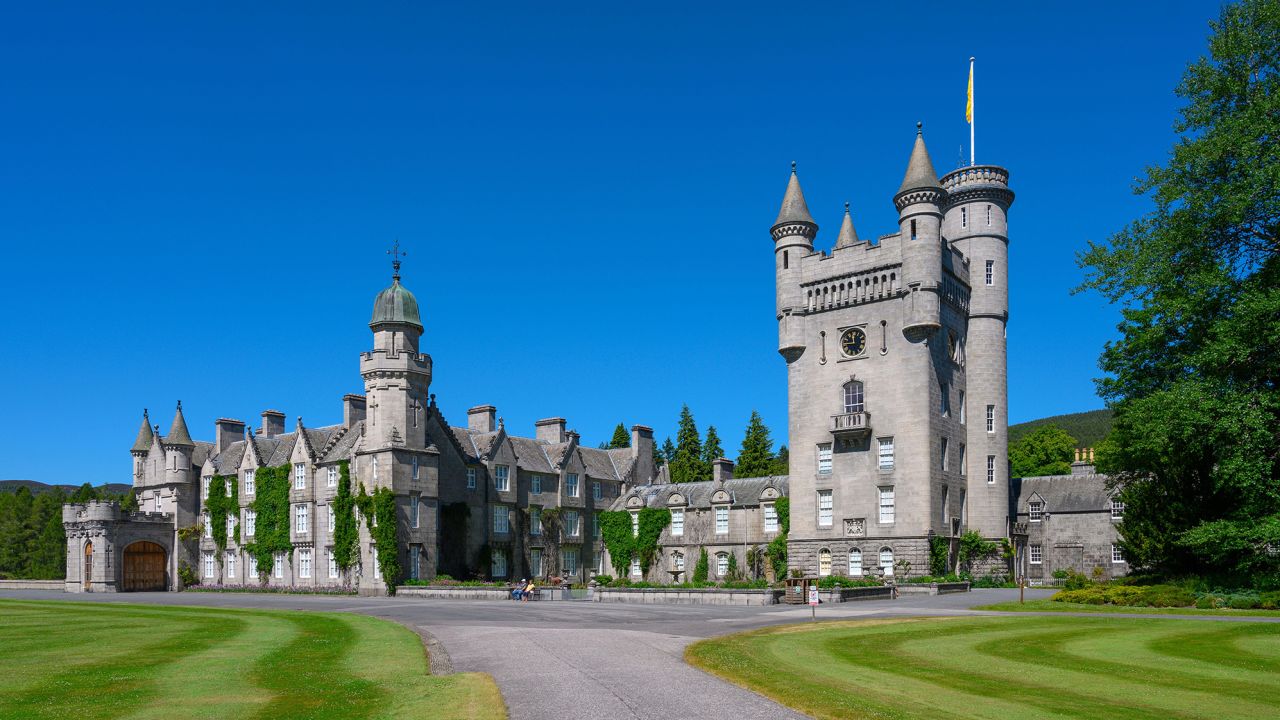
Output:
[
  {"xmin": 154, "ymin": 493, "xmax": 161, "ymax": 513},
  {"xmin": 565, "ymin": 510, "xmax": 580, "ymax": 537},
  {"xmin": 671, "ymin": 509, "xmax": 684, "ymax": 536},
  {"xmin": 716, "ymin": 553, "xmax": 729, "ymax": 577},
  {"xmin": 961, "ymin": 206, "xmax": 968, "ymax": 228},
  {"xmin": 203, "ymin": 512, "xmax": 211, "ymax": 538},
  {"xmin": 879, "ymin": 487, "xmax": 895, "ymax": 524},
  {"xmin": 1111, "ymin": 499, "xmax": 1125, "ymax": 519},
  {"xmin": 958, "ymin": 444, "xmax": 966, "ymax": 476},
  {"xmin": 987, "ymin": 204, "xmax": 992, "ymax": 226},
  {"xmin": 494, "ymin": 465, "xmax": 509, "ymax": 492},
  {"xmin": 1029, "ymin": 500, "xmax": 1044, "ymax": 522},
  {"xmin": 878, "ymin": 437, "xmax": 895, "ymax": 470},
  {"xmin": 959, "ymin": 390, "xmax": 966, "ymax": 424},
  {"xmin": 593, "ymin": 482, "xmax": 602, "ymax": 501},
  {"xmin": 299, "ymin": 549, "xmax": 312, "ymax": 579},
  {"xmin": 530, "ymin": 507, "xmax": 542, "ymax": 536},
  {"xmin": 630, "ymin": 555, "xmax": 641, "ymax": 577},
  {"xmin": 941, "ymin": 486, "xmax": 949, "ymax": 526},
  {"xmin": 411, "ymin": 495, "xmax": 420, "ymax": 528},
  {"xmin": 327, "ymin": 466, "xmax": 337, "ymax": 487},
  {"xmin": 328, "ymin": 505, "xmax": 335, "ymax": 532},
  {"xmin": 273, "ymin": 552, "xmax": 284, "ymax": 579},
  {"xmin": 531, "ymin": 549, "xmax": 543, "ymax": 577},
  {"xmin": 849, "ymin": 549, "xmax": 863, "ymax": 576},
  {"xmin": 566, "ymin": 473, "xmax": 580, "ymax": 498},
  {"xmin": 467, "ymin": 468, "xmax": 476, "ymax": 490},
  {"xmin": 493, "ymin": 505, "xmax": 509, "ymax": 534},
  {"xmin": 630, "ymin": 511, "xmax": 639, "ymax": 536},
  {"xmin": 764, "ymin": 503, "xmax": 778, "ymax": 533},
  {"xmin": 531, "ymin": 475, "xmax": 542, "ymax": 494},
  {"xmin": 594, "ymin": 512, "xmax": 602, "ymax": 539},
  {"xmin": 986, "ymin": 405, "xmax": 995, "ymax": 433},
  {"xmin": 715, "ymin": 506, "xmax": 729, "ymax": 534},
  {"xmin": 246, "ymin": 509, "xmax": 256, "ymax": 538},
  {"xmin": 203, "ymin": 551, "xmax": 214, "ymax": 579},
  {"xmin": 1029, "ymin": 544, "xmax": 1043, "ymax": 564},
  {"xmin": 202, "ymin": 476, "xmax": 211, "ymax": 499},
  {"xmin": 817, "ymin": 443, "xmax": 833, "ymax": 475},
  {"xmin": 843, "ymin": 381, "xmax": 864, "ymax": 414},
  {"xmin": 412, "ymin": 456, "xmax": 419, "ymax": 480},
  {"xmin": 295, "ymin": 504, "xmax": 308, "ymax": 534},
  {"xmin": 294, "ymin": 463, "xmax": 306, "ymax": 489},
  {"xmin": 985, "ymin": 260, "xmax": 994, "ymax": 286},
  {"xmin": 940, "ymin": 382, "xmax": 950, "ymax": 416},
  {"xmin": 328, "ymin": 549, "xmax": 338, "ymax": 578},
  {"xmin": 911, "ymin": 219, "xmax": 917, "ymax": 240},
  {"xmin": 940, "ymin": 438, "xmax": 949, "ymax": 472},
  {"xmin": 562, "ymin": 548, "xmax": 579, "ymax": 575},
  {"xmin": 879, "ymin": 547, "xmax": 894, "ymax": 573},
  {"xmin": 987, "ymin": 455, "xmax": 996, "ymax": 484},
  {"xmin": 818, "ymin": 548, "xmax": 832, "ymax": 576},
  {"xmin": 226, "ymin": 515, "xmax": 236, "ymax": 540},
  {"xmin": 372, "ymin": 546, "xmax": 381, "ymax": 579},
  {"xmin": 248, "ymin": 554, "xmax": 258, "ymax": 578},
  {"xmin": 818, "ymin": 489, "xmax": 833, "ymax": 527},
  {"xmin": 1112, "ymin": 544, "xmax": 1125, "ymax": 564},
  {"xmin": 960, "ymin": 489, "xmax": 967, "ymax": 523},
  {"xmin": 371, "ymin": 457, "xmax": 379, "ymax": 483},
  {"xmin": 491, "ymin": 549, "xmax": 506, "ymax": 577},
  {"xmin": 245, "ymin": 470, "xmax": 255, "ymax": 495},
  {"xmin": 409, "ymin": 546, "xmax": 420, "ymax": 580},
  {"xmin": 672, "ymin": 551, "xmax": 685, "ymax": 571}
]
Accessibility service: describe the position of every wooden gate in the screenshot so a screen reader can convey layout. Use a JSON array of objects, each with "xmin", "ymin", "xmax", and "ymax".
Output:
[
  {"xmin": 122, "ymin": 541, "xmax": 167, "ymax": 592},
  {"xmin": 83, "ymin": 541, "xmax": 93, "ymax": 592}
]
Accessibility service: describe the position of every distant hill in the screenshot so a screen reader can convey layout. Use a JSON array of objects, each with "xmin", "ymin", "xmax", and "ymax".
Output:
[
  {"xmin": 1009, "ymin": 409, "xmax": 1113, "ymax": 448},
  {"xmin": 0, "ymin": 480, "xmax": 132, "ymax": 496}
]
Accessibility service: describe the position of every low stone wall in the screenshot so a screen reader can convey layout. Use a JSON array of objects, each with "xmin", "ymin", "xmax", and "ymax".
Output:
[
  {"xmin": 594, "ymin": 588, "xmax": 784, "ymax": 606},
  {"xmin": 0, "ymin": 579, "xmax": 64, "ymax": 591},
  {"xmin": 896, "ymin": 581, "xmax": 971, "ymax": 595},
  {"xmin": 396, "ymin": 586, "xmax": 578, "ymax": 601},
  {"xmin": 817, "ymin": 585, "xmax": 893, "ymax": 603}
]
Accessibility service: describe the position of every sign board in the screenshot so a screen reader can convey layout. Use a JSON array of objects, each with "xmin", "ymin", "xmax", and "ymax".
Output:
[{"xmin": 808, "ymin": 587, "xmax": 819, "ymax": 606}]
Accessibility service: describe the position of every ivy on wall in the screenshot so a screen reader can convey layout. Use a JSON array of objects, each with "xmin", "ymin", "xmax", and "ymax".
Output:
[
  {"xmin": 598, "ymin": 508, "xmax": 670, "ymax": 579},
  {"xmin": 206, "ymin": 474, "xmax": 239, "ymax": 555},
  {"xmin": 766, "ymin": 497, "xmax": 790, "ymax": 578},
  {"xmin": 246, "ymin": 465, "xmax": 292, "ymax": 578},
  {"xmin": 332, "ymin": 461, "xmax": 358, "ymax": 573},
  {"xmin": 929, "ymin": 535, "xmax": 950, "ymax": 576},
  {"xmin": 356, "ymin": 484, "xmax": 402, "ymax": 591}
]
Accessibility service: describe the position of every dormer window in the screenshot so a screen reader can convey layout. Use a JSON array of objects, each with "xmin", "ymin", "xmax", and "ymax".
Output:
[
  {"xmin": 244, "ymin": 470, "xmax": 256, "ymax": 495},
  {"xmin": 294, "ymin": 463, "xmax": 306, "ymax": 490},
  {"xmin": 1029, "ymin": 500, "xmax": 1044, "ymax": 522}
]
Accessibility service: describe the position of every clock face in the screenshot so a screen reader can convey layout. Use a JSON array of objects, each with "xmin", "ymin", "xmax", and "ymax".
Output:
[{"xmin": 840, "ymin": 328, "xmax": 867, "ymax": 357}]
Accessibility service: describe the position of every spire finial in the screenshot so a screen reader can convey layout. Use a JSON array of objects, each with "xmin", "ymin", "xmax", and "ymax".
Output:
[
  {"xmin": 844, "ymin": 201, "xmax": 850, "ymax": 214},
  {"xmin": 387, "ymin": 240, "xmax": 406, "ymax": 282},
  {"xmin": 916, "ymin": 121, "xmax": 923, "ymax": 135},
  {"xmin": 176, "ymin": 400, "xmax": 182, "ymax": 410},
  {"xmin": 790, "ymin": 160, "xmax": 797, "ymax": 174}
]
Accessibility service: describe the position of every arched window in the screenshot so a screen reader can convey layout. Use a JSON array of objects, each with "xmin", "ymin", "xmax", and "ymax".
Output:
[
  {"xmin": 818, "ymin": 548, "xmax": 832, "ymax": 576},
  {"xmin": 715, "ymin": 552, "xmax": 729, "ymax": 577},
  {"xmin": 843, "ymin": 381, "xmax": 864, "ymax": 414},
  {"xmin": 879, "ymin": 547, "xmax": 894, "ymax": 573},
  {"xmin": 849, "ymin": 548, "xmax": 863, "ymax": 576}
]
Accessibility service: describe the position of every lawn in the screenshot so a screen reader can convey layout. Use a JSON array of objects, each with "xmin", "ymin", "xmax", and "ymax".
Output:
[
  {"xmin": 0, "ymin": 600, "xmax": 505, "ymax": 720},
  {"xmin": 976, "ymin": 598, "xmax": 1280, "ymax": 617},
  {"xmin": 686, "ymin": 615, "xmax": 1280, "ymax": 720}
]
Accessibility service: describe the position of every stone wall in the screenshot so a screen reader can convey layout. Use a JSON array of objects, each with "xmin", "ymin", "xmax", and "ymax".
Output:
[{"xmin": 594, "ymin": 587, "xmax": 784, "ymax": 606}]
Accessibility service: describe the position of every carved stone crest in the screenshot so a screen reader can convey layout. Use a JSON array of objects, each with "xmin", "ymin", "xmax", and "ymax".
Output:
[{"xmin": 844, "ymin": 518, "xmax": 865, "ymax": 538}]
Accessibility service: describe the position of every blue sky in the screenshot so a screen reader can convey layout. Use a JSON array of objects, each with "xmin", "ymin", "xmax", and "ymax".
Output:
[{"xmin": 0, "ymin": 2, "xmax": 1221, "ymax": 485}]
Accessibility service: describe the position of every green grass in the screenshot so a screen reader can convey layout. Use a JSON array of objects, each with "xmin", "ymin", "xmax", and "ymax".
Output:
[
  {"xmin": 976, "ymin": 598, "xmax": 1280, "ymax": 617},
  {"xmin": 0, "ymin": 600, "xmax": 506, "ymax": 720},
  {"xmin": 686, "ymin": 616, "xmax": 1280, "ymax": 720}
]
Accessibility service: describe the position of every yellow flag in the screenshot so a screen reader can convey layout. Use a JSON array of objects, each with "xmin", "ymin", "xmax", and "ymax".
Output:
[{"xmin": 966, "ymin": 63, "xmax": 974, "ymax": 124}]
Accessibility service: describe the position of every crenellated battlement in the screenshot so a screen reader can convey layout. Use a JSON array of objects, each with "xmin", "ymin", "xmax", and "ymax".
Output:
[{"xmin": 942, "ymin": 165, "xmax": 1014, "ymax": 206}]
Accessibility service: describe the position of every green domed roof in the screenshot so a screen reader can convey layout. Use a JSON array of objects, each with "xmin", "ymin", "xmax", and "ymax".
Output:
[{"xmin": 370, "ymin": 278, "xmax": 423, "ymax": 330}]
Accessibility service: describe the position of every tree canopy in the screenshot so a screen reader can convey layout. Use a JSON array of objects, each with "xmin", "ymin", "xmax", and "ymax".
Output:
[
  {"xmin": 669, "ymin": 405, "xmax": 707, "ymax": 483},
  {"xmin": 735, "ymin": 410, "xmax": 775, "ymax": 478},
  {"xmin": 607, "ymin": 423, "xmax": 630, "ymax": 449},
  {"xmin": 1077, "ymin": 0, "xmax": 1280, "ymax": 585},
  {"xmin": 1009, "ymin": 425, "xmax": 1077, "ymax": 478},
  {"xmin": 702, "ymin": 425, "xmax": 724, "ymax": 468}
]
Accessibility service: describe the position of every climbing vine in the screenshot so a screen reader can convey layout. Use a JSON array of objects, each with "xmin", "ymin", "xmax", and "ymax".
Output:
[
  {"xmin": 766, "ymin": 497, "xmax": 790, "ymax": 579},
  {"xmin": 206, "ymin": 473, "xmax": 239, "ymax": 555},
  {"xmin": 332, "ymin": 461, "xmax": 358, "ymax": 573},
  {"xmin": 929, "ymin": 535, "xmax": 950, "ymax": 576},
  {"xmin": 598, "ymin": 508, "xmax": 670, "ymax": 579},
  {"xmin": 957, "ymin": 530, "xmax": 998, "ymax": 574},
  {"xmin": 247, "ymin": 465, "xmax": 292, "ymax": 578},
  {"xmin": 356, "ymin": 484, "xmax": 402, "ymax": 591}
]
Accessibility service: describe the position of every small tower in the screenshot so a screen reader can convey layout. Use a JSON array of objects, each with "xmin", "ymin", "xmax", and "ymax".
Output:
[
  {"xmin": 895, "ymin": 124, "xmax": 946, "ymax": 337},
  {"xmin": 773, "ymin": 162, "xmax": 817, "ymax": 362},
  {"xmin": 835, "ymin": 202, "xmax": 860, "ymax": 249},
  {"xmin": 162, "ymin": 401, "xmax": 195, "ymax": 486},
  {"xmin": 130, "ymin": 409, "xmax": 152, "ymax": 480}
]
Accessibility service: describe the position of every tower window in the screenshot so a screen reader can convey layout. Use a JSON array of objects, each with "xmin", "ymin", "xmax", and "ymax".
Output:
[
  {"xmin": 783, "ymin": 250, "xmax": 789, "ymax": 269},
  {"xmin": 987, "ymin": 205, "xmax": 992, "ymax": 226},
  {"xmin": 878, "ymin": 437, "xmax": 895, "ymax": 470},
  {"xmin": 941, "ymin": 438, "xmax": 949, "ymax": 472},
  {"xmin": 958, "ymin": 444, "xmax": 966, "ymax": 476},
  {"xmin": 843, "ymin": 381, "xmax": 864, "ymax": 414},
  {"xmin": 817, "ymin": 443, "xmax": 833, "ymax": 475},
  {"xmin": 985, "ymin": 260, "xmax": 994, "ymax": 286},
  {"xmin": 940, "ymin": 382, "xmax": 950, "ymax": 417},
  {"xmin": 959, "ymin": 390, "xmax": 966, "ymax": 424},
  {"xmin": 817, "ymin": 489, "xmax": 833, "ymax": 527},
  {"xmin": 910, "ymin": 219, "xmax": 917, "ymax": 240},
  {"xmin": 986, "ymin": 405, "xmax": 995, "ymax": 433},
  {"xmin": 988, "ymin": 455, "xmax": 996, "ymax": 484},
  {"xmin": 961, "ymin": 207, "xmax": 967, "ymax": 228}
]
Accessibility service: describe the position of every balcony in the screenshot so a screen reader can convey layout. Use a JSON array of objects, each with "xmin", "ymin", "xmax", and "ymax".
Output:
[{"xmin": 830, "ymin": 411, "xmax": 871, "ymax": 439}]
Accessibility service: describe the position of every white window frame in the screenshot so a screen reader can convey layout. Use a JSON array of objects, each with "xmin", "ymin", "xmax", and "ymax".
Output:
[
  {"xmin": 671, "ymin": 551, "xmax": 685, "ymax": 572},
  {"xmin": 273, "ymin": 552, "xmax": 284, "ymax": 579},
  {"xmin": 248, "ymin": 554, "xmax": 258, "ymax": 578},
  {"xmin": 494, "ymin": 465, "xmax": 509, "ymax": 492},
  {"xmin": 878, "ymin": 486, "xmax": 895, "ymax": 524},
  {"xmin": 817, "ymin": 443, "xmax": 833, "ymax": 475},
  {"xmin": 670, "ymin": 508, "xmax": 684, "ymax": 536},
  {"xmin": 530, "ymin": 507, "xmax": 542, "ymax": 536},
  {"xmin": 1112, "ymin": 544, "xmax": 1125, "ymax": 564},
  {"xmin": 203, "ymin": 512, "xmax": 211, "ymax": 538},
  {"xmin": 849, "ymin": 548, "xmax": 863, "ymax": 576},
  {"xmin": 1029, "ymin": 500, "xmax": 1044, "ymax": 522},
  {"xmin": 295, "ymin": 504, "xmax": 308, "ymax": 535},
  {"xmin": 630, "ymin": 511, "xmax": 639, "ymax": 537},
  {"xmin": 878, "ymin": 437, "xmax": 894, "ymax": 470},
  {"xmin": 716, "ymin": 552, "xmax": 729, "ymax": 577},
  {"xmin": 987, "ymin": 455, "xmax": 996, "ymax": 484},
  {"xmin": 327, "ymin": 466, "xmax": 337, "ymax": 487},
  {"xmin": 372, "ymin": 546, "xmax": 381, "ymax": 579},
  {"xmin": 225, "ymin": 552, "xmax": 235, "ymax": 580},
  {"xmin": 843, "ymin": 381, "xmax": 864, "ymax": 414},
  {"xmin": 630, "ymin": 555, "xmax": 641, "ymax": 578},
  {"xmin": 879, "ymin": 547, "xmax": 894, "ymax": 573},
  {"xmin": 985, "ymin": 259, "xmax": 994, "ymax": 286},
  {"xmin": 410, "ymin": 495, "xmax": 420, "ymax": 528},
  {"xmin": 327, "ymin": 549, "xmax": 338, "ymax": 578},
  {"xmin": 986, "ymin": 405, "xmax": 995, "ymax": 433},
  {"xmin": 1029, "ymin": 544, "xmax": 1043, "ymax": 564},
  {"xmin": 202, "ymin": 551, "xmax": 214, "ymax": 579},
  {"xmin": 715, "ymin": 506, "xmax": 729, "ymax": 535},
  {"xmin": 202, "ymin": 476, "xmax": 211, "ymax": 499},
  {"xmin": 1111, "ymin": 499, "xmax": 1125, "ymax": 519},
  {"xmin": 763, "ymin": 503, "xmax": 778, "ymax": 533},
  {"xmin": 566, "ymin": 473, "xmax": 580, "ymax": 498},
  {"xmin": 531, "ymin": 549, "xmax": 543, "ymax": 577},
  {"xmin": 245, "ymin": 469, "xmax": 255, "ymax": 495},
  {"xmin": 532, "ymin": 474, "xmax": 542, "ymax": 494},
  {"xmin": 562, "ymin": 548, "xmax": 579, "ymax": 575},
  {"xmin": 467, "ymin": 467, "xmax": 477, "ymax": 489},
  {"xmin": 493, "ymin": 505, "xmax": 509, "ymax": 534},
  {"xmin": 328, "ymin": 505, "xmax": 335, "ymax": 533},
  {"xmin": 298, "ymin": 548, "xmax": 312, "ymax": 579},
  {"xmin": 565, "ymin": 510, "xmax": 580, "ymax": 537},
  {"xmin": 294, "ymin": 463, "xmax": 306, "ymax": 490},
  {"xmin": 371, "ymin": 457, "xmax": 379, "ymax": 483},
  {"xmin": 818, "ymin": 548, "xmax": 832, "ymax": 576},
  {"xmin": 226, "ymin": 514, "xmax": 236, "ymax": 541},
  {"xmin": 818, "ymin": 489, "xmax": 833, "ymax": 527},
  {"xmin": 153, "ymin": 493, "xmax": 162, "ymax": 513},
  {"xmin": 245, "ymin": 509, "xmax": 256, "ymax": 538}
]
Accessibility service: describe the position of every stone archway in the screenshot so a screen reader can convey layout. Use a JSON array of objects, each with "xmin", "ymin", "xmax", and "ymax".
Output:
[
  {"xmin": 122, "ymin": 541, "xmax": 167, "ymax": 592},
  {"xmin": 83, "ymin": 541, "xmax": 93, "ymax": 592}
]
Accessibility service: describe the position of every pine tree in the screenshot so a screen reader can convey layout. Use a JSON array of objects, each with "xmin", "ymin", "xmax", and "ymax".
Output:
[
  {"xmin": 702, "ymin": 425, "xmax": 724, "ymax": 469},
  {"xmin": 670, "ymin": 405, "xmax": 705, "ymax": 483},
  {"xmin": 736, "ymin": 410, "xmax": 775, "ymax": 478},
  {"xmin": 693, "ymin": 547, "xmax": 709, "ymax": 583},
  {"xmin": 770, "ymin": 445, "xmax": 790, "ymax": 476},
  {"xmin": 607, "ymin": 423, "xmax": 630, "ymax": 449},
  {"xmin": 660, "ymin": 437, "xmax": 676, "ymax": 463}
]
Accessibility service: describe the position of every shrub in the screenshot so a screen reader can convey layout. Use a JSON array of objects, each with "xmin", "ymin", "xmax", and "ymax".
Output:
[
  {"xmin": 178, "ymin": 561, "xmax": 199, "ymax": 588},
  {"xmin": 693, "ymin": 548, "xmax": 709, "ymax": 583},
  {"xmin": 817, "ymin": 575, "xmax": 882, "ymax": 589},
  {"xmin": 1061, "ymin": 570, "xmax": 1092, "ymax": 590},
  {"xmin": 592, "ymin": 575, "xmax": 614, "ymax": 585},
  {"xmin": 971, "ymin": 574, "xmax": 1015, "ymax": 589}
]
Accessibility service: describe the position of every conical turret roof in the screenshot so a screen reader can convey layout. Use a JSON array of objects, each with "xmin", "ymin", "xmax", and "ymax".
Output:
[
  {"xmin": 131, "ymin": 409, "xmax": 153, "ymax": 453},
  {"xmin": 165, "ymin": 402, "xmax": 194, "ymax": 447},
  {"xmin": 836, "ymin": 202, "xmax": 860, "ymax": 247},
  {"xmin": 773, "ymin": 163, "xmax": 816, "ymax": 227},
  {"xmin": 897, "ymin": 124, "xmax": 941, "ymax": 195}
]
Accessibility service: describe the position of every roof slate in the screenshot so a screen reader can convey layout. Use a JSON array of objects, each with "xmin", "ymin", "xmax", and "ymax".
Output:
[
  {"xmin": 509, "ymin": 436, "xmax": 554, "ymax": 473},
  {"xmin": 615, "ymin": 476, "xmax": 790, "ymax": 511},
  {"xmin": 578, "ymin": 447, "xmax": 621, "ymax": 481},
  {"xmin": 1013, "ymin": 474, "xmax": 1112, "ymax": 514}
]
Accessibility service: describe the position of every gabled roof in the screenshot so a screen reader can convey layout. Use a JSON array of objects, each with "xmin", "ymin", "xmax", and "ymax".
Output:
[
  {"xmin": 510, "ymin": 436, "xmax": 554, "ymax": 474},
  {"xmin": 472, "ymin": 431, "xmax": 502, "ymax": 459},
  {"xmin": 578, "ymin": 447, "xmax": 621, "ymax": 481},
  {"xmin": 543, "ymin": 441, "xmax": 573, "ymax": 469},
  {"xmin": 320, "ymin": 420, "xmax": 364, "ymax": 464},
  {"xmin": 210, "ymin": 441, "xmax": 246, "ymax": 476},
  {"xmin": 606, "ymin": 448, "xmax": 635, "ymax": 480},
  {"xmin": 192, "ymin": 441, "xmax": 213, "ymax": 469},
  {"xmin": 1012, "ymin": 473, "xmax": 1112, "ymax": 514},
  {"xmin": 449, "ymin": 427, "xmax": 482, "ymax": 463},
  {"xmin": 616, "ymin": 476, "xmax": 790, "ymax": 510}
]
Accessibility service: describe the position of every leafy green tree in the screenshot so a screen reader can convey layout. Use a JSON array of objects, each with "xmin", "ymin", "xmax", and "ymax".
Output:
[
  {"xmin": 1009, "ymin": 425, "xmax": 1077, "ymax": 478},
  {"xmin": 0, "ymin": 488, "xmax": 35, "ymax": 577},
  {"xmin": 726, "ymin": 550, "xmax": 740, "ymax": 580},
  {"xmin": 770, "ymin": 445, "xmax": 790, "ymax": 477},
  {"xmin": 702, "ymin": 425, "xmax": 724, "ymax": 469},
  {"xmin": 70, "ymin": 483, "xmax": 97, "ymax": 503},
  {"xmin": 670, "ymin": 405, "xmax": 706, "ymax": 483},
  {"xmin": 1076, "ymin": 0, "xmax": 1280, "ymax": 583},
  {"xmin": 693, "ymin": 547, "xmax": 710, "ymax": 583},
  {"xmin": 121, "ymin": 488, "xmax": 138, "ymax": 513},
  {"xmin": 607, "ymin": 423, "xmax": 630, "ymax": 449},
  {"xmin": 736, "ymin": 410, "xmax": 775, "ymax": 478}
]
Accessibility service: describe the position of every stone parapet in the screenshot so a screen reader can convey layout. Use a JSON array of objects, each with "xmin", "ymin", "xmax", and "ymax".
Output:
[{"xmin": 593, "ymin": 587, "xmax": 784, "ymax": 606}]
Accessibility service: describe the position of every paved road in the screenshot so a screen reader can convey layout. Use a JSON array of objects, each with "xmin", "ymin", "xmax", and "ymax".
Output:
[{"xmin": 10, "ymin": 587, "xmax": 1273, "ymax": 720}]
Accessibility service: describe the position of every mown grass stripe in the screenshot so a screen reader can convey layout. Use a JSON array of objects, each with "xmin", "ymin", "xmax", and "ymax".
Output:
[{"xmin": 248, "ymin": 613, "xmax": 387, "ymax": 720}]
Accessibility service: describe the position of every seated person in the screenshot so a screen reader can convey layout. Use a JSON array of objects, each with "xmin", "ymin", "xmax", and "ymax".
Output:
[
  {"xmin": 512, "ymin": 580, "xmax": 525, "ymax": 600},
  {"xmin": 522, "ymin": 580, "xmax": 536, "ymax": 601}
]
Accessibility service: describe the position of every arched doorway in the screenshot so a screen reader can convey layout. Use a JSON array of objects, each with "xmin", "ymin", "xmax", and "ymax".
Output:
[
  {"xmin": 83, "ymin": 541, "xmax": 93, "ymax": 592},
  {"xmin": 122, "ymin": 541, "xmax": 167, "ymax": 592}
]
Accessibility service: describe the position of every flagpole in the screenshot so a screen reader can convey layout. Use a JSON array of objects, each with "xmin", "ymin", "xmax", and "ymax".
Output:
[{"xmin": 969, "ymin": 57, "xmax": 975, "ymax": 166}]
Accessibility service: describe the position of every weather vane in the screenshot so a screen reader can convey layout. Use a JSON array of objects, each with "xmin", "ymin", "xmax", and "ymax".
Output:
[{"xmin": 388, "ymin": 240, "xmax": 406, "ymax": 280}]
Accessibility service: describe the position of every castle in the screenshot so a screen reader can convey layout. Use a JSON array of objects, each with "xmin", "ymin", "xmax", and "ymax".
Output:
[{"xmin": 63, "ymin": 127, "xmax": 1125, "ymax": 594}]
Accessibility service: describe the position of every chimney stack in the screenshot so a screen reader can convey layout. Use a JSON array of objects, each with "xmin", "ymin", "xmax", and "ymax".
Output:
[
  {"xmin": 261, "ymin": 410, "xmax": 285, "ymax": 439},
  {"xmin": 630, "ymin": 425, "xmax": 656, "ymax": 483},
  {"xmin": 535, "ymin": 417, "xmax": 567, "ymax": 444},
  {"xmin": 713, "ymin": 457, "xmax": 734, "ymax": 483},
  {"xmin": 343, "ymin": 394, "xmax": 367, "ymax": 427},
  {"xmin": 215, "ymin": 418, "xmax": 246, "ymax": 455},
  {"xmin": 468, "ymin": 405, "xmax": 497, "ymax": 433}
]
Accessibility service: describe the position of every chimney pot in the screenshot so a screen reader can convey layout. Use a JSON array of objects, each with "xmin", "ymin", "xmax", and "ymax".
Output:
[{"xmin": 467, "ymin": 405, "xmax": 497, "ymax": 433}]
